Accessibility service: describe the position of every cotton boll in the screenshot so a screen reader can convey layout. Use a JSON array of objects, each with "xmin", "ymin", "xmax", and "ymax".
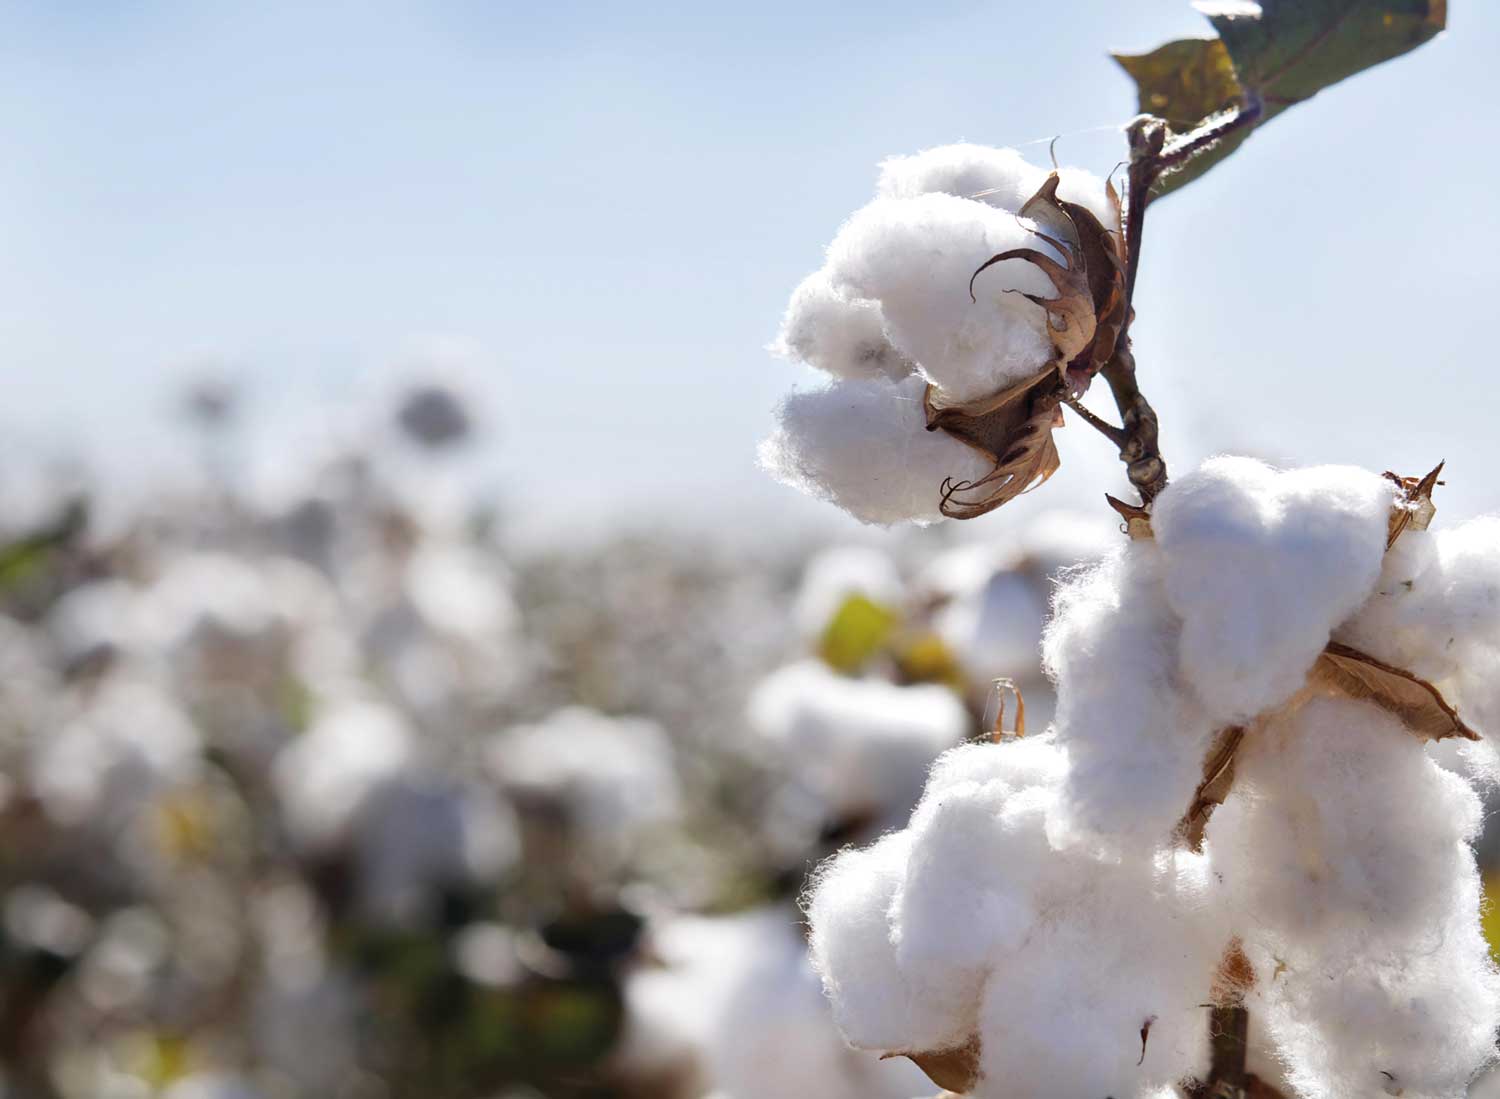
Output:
[
  {"xmin": 890, "ymin": 741, "xmax": 1069, "ymax": 1050},
  {"xmin": 45, "ymin": 578, "xmax": 140, "ymax": 672},
  {"xmin": 773, "ymin": 270, "xmax": 913, "ymax": 383},
  {"xmin": 759, "ymin": 374, "xmax": 995, "ymax": 526},
  {"xmin": 876, "ymin": 143, "xmax": 1046, "ymax": 212},
  {"xmin": 1208, "ymin": 698, "xmax": 1500, "ymax": 1099},
  {"xmin": 804, "ymin": 831, "xmax": 927, "ymax": 1052},
  {"xmin": 1043, "ymin": 543, "xmax": 1218, "ymax": 847},
  {"xmin": 1152, "ymin": 457, "xmax": 1393, "ymax": 725},
  {"xmin": 826, "ymin": 193, "xmax": 1058, "ymax": 404},
  {"xmin": 1211, "ymin": 696, "xmax": 1482, "ymax": 956},
  {"xmin": 792, "ymin": 544, "xmax": 903, "ymax": 641},
  {"xmin": 1339, "ymin": 517, "xmax": 1500, "ymax": 729},
  {"xmin": 973, "ymin": 851, "xmax": 1221, "ymax": 1099},
  {"xmin": 748, "ymin": 660, "xmax": 967, "ymax": 832}
]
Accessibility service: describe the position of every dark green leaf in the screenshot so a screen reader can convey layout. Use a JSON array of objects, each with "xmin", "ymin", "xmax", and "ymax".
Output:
[
  {"xmin": 1200, "ymin": 0, "xmax": 1446, "ymax": 109},
  {"xmin": 1116, "ymin": 0, "xmax": 1447, "ymax": 198}
]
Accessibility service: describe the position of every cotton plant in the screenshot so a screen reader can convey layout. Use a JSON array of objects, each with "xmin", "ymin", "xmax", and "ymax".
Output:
[{"xmin": 762, "ymin": 5, "xmax": 1491, "ymax": 1098}]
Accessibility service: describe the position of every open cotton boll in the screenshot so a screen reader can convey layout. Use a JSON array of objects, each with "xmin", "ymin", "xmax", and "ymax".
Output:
[
  {"xmin": 759, "ymin": 373, "xmax": 995, "ymax": 525},
  {"xmin": 1207, "ymin": 697, "xmax": 1500, "ymax": 1099},
  {"xmin": 792, "ymin": 544, "xmax": 903, "ymax": 641},
  {"xmin": 804, "ymin": 830, "xmax": 928, "ymax": 1052},
  {"xmin": 1211, "ymin": 697, "xmax": 1480, "ymax": 951},
  {"xmin": 1340, "ymin": 517, "xmax": 1500, "ymax": 704},
  {"xmin": 1043, "ymin": 543, "xmax": 1218, "ymax": 847},
  {"xmin": 974, "ymin": 850, "xmax": 1221, "ymax": 1099},
  {"xmin": 773, "ymin": 270, "xmax": 913, "ymax": 383},
  {"xmin": 825, "ymin": 193, "xmax": 1058, "ymax": 405},
  {"xmin": 876, "ymin": 143, "xmax": 1046, "ymax": 212},
  {"xmin": 748, "ymin": 660, "xmax": 967, "ymax": 830},
  {"xmin": 889, "ymin": 741, "xmax": 1069, "ymax": 1051},
  {"xmin": 1152, "ymin": 457, "xmax": 1393, "ymax": 726}
]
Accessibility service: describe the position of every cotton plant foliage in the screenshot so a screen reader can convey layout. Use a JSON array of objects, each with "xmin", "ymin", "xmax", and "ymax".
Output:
[
  {"xmin": 761, "ymin": 144, "xmax": 1120, "ymax": 525},
  {"xmin": 801, "ymin": 457, "xmax": 1500, "ymax": 1099}
]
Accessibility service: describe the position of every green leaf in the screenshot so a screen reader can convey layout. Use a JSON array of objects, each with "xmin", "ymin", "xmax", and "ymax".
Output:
[
  {"xmin": 1113, "ymin": 37, "xmax": 1253, "ymax": 195},
  {"xmin": 1115, "ymin": 0, "xmax": 1446, "ymax": 198},
  {"xmin": 816, "ymin": 593, "xmax": 898, "ymax": 674},
  {"xmin": 1199, "ymin": 0, "xmax": 1446, "ymax": 109},
  {"xmin": 1115, "ymin": 37, "xmax": 1242, "ymax": 127}
]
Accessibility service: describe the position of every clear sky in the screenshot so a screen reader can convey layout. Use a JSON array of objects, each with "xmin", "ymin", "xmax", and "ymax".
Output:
[{"xmin": 1, "ymin": 1, "xmax": 1496, "ymax": 543}]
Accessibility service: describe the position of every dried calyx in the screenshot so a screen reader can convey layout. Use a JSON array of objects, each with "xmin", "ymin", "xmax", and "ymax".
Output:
[{"xmin": 926, "ymin": 173, "xmax": 1130, "ymax": 519}]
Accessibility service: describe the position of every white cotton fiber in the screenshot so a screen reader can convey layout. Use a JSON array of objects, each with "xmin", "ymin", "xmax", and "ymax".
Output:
[
  {"xmin": 825, "ymin": 193, "xmax": 1057, "ymax": 404},
  {"xmin": 876, "ymin": 143, "xmax": 1045, "ymax": 211},
  {"xmin": 974, "ymin": 850, "xmax": 1221, "ymax": 1099},
  {"xmin": 874, "ymin": 144, "xmax": 1115, "ymax": 229},
  {"xmin": 1339, "ymin": 516, "xmax": 1500, "ymax": 735},
  {"xmin": 888, "ymin": 738, "xmax": 1069, "ymax": 1050},
  {"xmin": 1152, "ymin": 457, "xmax": 1394, "ymax": 726},
  {"xmin": 1043, "ymin": 542, "xmax": 1218, "ymax": 847},
  {"xmin": 758, "ymin": 373, "xmax": 995, "ymax": 526},
  {"xmin": 773, "ymin": 270, "xmax": 913, "ymax": 383},
  {"xmin": 804, "ymin": 831, "xmax": 925, "ymax": 1052},
  {"xmin": 1208, "ymin": 697, "xmax": 1500, "ymax": 1099}
]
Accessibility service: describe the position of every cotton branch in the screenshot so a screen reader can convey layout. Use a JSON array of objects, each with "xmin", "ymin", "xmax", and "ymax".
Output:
[{"xmin": 1096, "ymin": 96, "xmax": 1264, "ymax": 507}]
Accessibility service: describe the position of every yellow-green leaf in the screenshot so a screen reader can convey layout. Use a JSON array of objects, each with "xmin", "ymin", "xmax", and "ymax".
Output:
[{"xmin": 817, "ymin": 594, "xmax": 899, "ymax": 674}]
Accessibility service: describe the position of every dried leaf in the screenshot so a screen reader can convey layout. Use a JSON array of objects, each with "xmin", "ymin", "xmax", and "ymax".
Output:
[
  {"xmin": 1310, "ymin": 641, "xmax": 1478, "ymax": 741},
  {"xmin": 1176, "ymin": 724, "xmax": 1246, "ymax": 852},
  {"xmin": 1384, "ymin": 460, "xmax": 1443, "ymax": 549},
  {"xmin": 1138, "ymin": 1014, "xmax": 1158, "ymax": 1066},
  {"xmin": 884, "ymin": 1041, "xmax": 980, "ymax": 1094},
  {"xmin": 924, "ymin": 366, "xmax": 1064, "ymax": 521}
]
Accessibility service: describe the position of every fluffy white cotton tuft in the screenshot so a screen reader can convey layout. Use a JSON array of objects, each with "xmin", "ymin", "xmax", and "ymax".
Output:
[
  {"xmin": 876, "ymin": 143, "xmax": 1045, "ymax": 211},
  {"xmin": 825, "ymin": 193, "xmax": 1056, "ymax": 404},
  {"xmin": 773, "ymin": 271, "xmax": 913, "ymax": 383},
  {"xmin": 1152, "ymin": 457, "xmax": 1393, "ymax": 726},
  {"xmin": 1208, "ymin": 696, "xmax": 1500, "ymax": 1099},
  {"xmin": 759, "ymin": 374, "xmax": 995, "ymax": 526},
  {"xmin": 1043, "ymin": 543, "xmax": 1218, "ymax": 847}
]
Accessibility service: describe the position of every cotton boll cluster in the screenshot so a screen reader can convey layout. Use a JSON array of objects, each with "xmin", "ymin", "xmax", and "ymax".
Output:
[
  {"xmin": 806, "ymin": 456, "xmax": 1500, "ymax": 1099},
  {"xmin": 763, "ymin": 144, "xmax": 1114, "ymax": 525}
]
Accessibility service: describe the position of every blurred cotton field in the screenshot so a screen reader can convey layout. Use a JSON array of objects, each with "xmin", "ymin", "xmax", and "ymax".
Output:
[{"xmin": 0, "ymin": 364, "xmax": 1132, "ymax": 1099}]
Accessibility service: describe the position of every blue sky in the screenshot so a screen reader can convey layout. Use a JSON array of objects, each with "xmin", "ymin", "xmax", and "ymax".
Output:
[{"xmin": 1, "ymin": 1, "xmax": 1496, "ymax": 541}]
